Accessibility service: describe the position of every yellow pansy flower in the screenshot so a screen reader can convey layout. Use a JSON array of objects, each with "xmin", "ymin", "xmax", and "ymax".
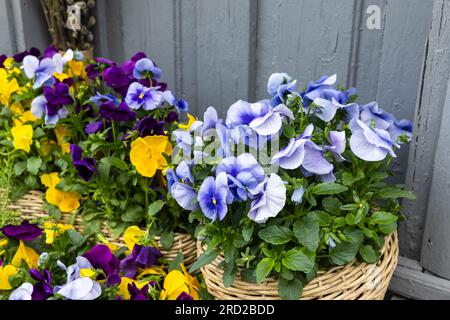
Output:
[
  {"xmin": 0, "ymin": 238, "xmax": 8, "ymax": 257},
  {"xmin": 54, "ymin": 125, "xmax": 71, "ymax": 154},
  {"xmin": 3, "ymin": 57, "xmax": 14, "ymax": 69},
  {"xmin": 11, "ymin": 124, "xmax": 33, "ymax": 153},
  {"xmin": 0, "ymin": 265, "xmax": 18, "ymax": 290},
  {"xmin": 53, "ymin": 72, "xmax": 70, "ymax": 82},
  {"xmin": 137, "ymin": 266, "xmax": 166, "ymax": 279},
  {"xmin": 130, "ymin": 135, "xmax": 172, "ymax": 178},
  {"xmin": 178, "ymin": 114, "xmax": 197, "ymax": 131},
  {"xmin": 43, "ymin": 222, "xmax": 75, "ymax": 244},
  {"xmin": 9, "ymin": 102, "xmax": 23, "ymax": 114},
  {"xmin": 67, "ymin": 60, "xmax": 87, "ymax": 79},
  {"xmin": 12, "ymin": 240, "xmax": 39, "ymax": 269},
  {"xmin": 14, "ymin": 111, "xmax": 37, "ymax": 126},
  {"xmin": 123, "ymin": 226, "xmax": 144, "ymax": 251},
  {"xmin": 80, "ymin": 268, "xmax": 96, "ymax": 279},
  {"xmin": 0, "ymin": 68, "xmax": 19, "ymax": 106},
  {"xmin": 159, "ymin": 264, "xmax": 200, "ymax": 300},
  {"xmin": 41, "ymin": 173, "xmax": 81, "ymax": 213},
  {"xmin": 40, "ymin": 139, "xmax": 56, "ymax": 157},
  {"xmin": 117, "ymin": 277, "xmax": 148, "ymax": 300}
]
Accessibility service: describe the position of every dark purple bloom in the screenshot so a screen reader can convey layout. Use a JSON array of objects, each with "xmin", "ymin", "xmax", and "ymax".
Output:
[
  {"xmin": 43, "ymin": 83, "xmax": 74, "ymax": 116},
  {"xmin": 167, "ymin": 112, "xmax": 179, "ymax": 123},
  {"xmin": 76, "ymin": 104, "xmax": 95, "ymax": 118},
  {"xmin": 13, "ymin": 47, "xmax": 40, "ymax": 62},
  {"xmin": 0, "ymin": 55, "xmax": 7, "ymax": 68},
  {"xmin": 43, "ymin": 45, "xmax": 59, "ymax": 58},
  {"xmin": 131, "ymin": 52, "xmax": 147, "ymax": 62},
  {"xmin": 177, "ymin": 292, "xmax": 194, "ymax": 300},
  {"xmin": 70, "ymin": 144, "xmax": 97, "ymax": 181},
  {"xmin": 55, "ymin": 76, "xmax": 74, "ymax": 87},
  {"xmin": 83, "ymin": 244, "xmax": 120, "ymax": 277},
  {"xmin": 86, "ymin": 63, "xmax": 101, "ymax": 80},
  {"xmin": 120, "ymin": 245, "xmax": 162, "ymax": 279},
  {"xmin": 128, "ymin": 283, "xmax": 149, "ymax": 300},
  {"xmin": 106, "ymin": 273, "xmax": 121, "ymax": 286},
  {"xmin": 136, "ymin": 116, "xmax": 165, "ymax": 137},
  {"xmin": 95, "ymin": 57, "xmax": 115, "ymax": 66},
  {"xmin": 103, "ymin": 65, "xmax": 133, "ymax": 96},
  {"xmin": 1, "ymin": 220, "xmax": 42, "ymax": 241},
  {"xmin": 85, "ymin": 121, "xmax": 104, "ymax": 134},
  {"xmin": 100, "ymin": 101, "xmax": 136, "ymax": 122},
  {"xmin": 0, "ymin": 258, "xmax": 3, "ymax": 267},
  {"xmin": 29, "ymin": 269, "xmax": 53, "ymax": 300}
]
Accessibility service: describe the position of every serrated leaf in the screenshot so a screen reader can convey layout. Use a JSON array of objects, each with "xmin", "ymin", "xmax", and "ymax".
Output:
[
  {"xmin": 322, "ymin": 197, "xmax": 342, "ymax": 214},
  {"xmin": 168, "ymin": 252, "xmax": 184, "ymax": 272},
  {"xmin": 359, "ymin": 245, "xmax": 380, "ymax": 263},
  {"xmin": 255, "ymin": 258, "xmax": 274, "ymax": 283},
  {"xmin": 242, "ymin": 223, "xmax": 254, "ymax": 242},
  {"xmin": 258, "ymin": 226, "xmax": 293, "ymax": 245},
  {"xmin": 223, "ymin": 264, "xmax": 236, "ymax": 287},
  {"xmin": 13, "ymin": 161, "xmax": 27, "ymax": 176},
  {"xmin": 278, "ymin": 277, "xmax": 303, "ymax": 300},
  {"xmin": 293, "ymin": 216, "xmax": 319, "ymax": 251},
  {"xmin": 282, "ymin": 248, "xmax": 315, "ymax": 273},
  {"xmin": 342, "ymin": 169, "xmax": 364, "ymax": 186}
]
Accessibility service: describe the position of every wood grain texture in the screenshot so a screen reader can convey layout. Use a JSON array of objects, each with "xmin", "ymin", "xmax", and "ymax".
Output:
[{"xmin": 401, "ymin": 0, "xmax": 450, "ymax": 261}]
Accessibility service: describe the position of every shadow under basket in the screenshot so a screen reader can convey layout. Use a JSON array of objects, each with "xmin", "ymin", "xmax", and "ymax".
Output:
[
  {"xmin": 3, "ymin": 190, "xmax": 197, "ymax": 267},
  {"xmin": 197, "ymin": 232, "xmax": 399, "ymax": 300}
]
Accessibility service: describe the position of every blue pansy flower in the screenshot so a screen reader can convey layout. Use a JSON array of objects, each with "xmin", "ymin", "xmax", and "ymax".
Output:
[
  {"xmin": 125, "ymin": 82, "xmax": 162, "ymax": 110},
  {"xmin": 324, "ymin": 131, "xmax": 346, "ymax": 162},
  {"xmin": 267, "ymin": 73, "xmax": 298, "ymax": 106},
  {"xmin": 171, "ymin": 182, "xmax": 199, "ymax": 211},
  {"xmin": 312, "ymin": 97, "xmax": 359, "ymax": 122},
  {"xmin": 291, "ymin": 186, "xmax": 305, "ymax": 204},
  {"xmin": 22, "ymin": 55, "xmax": 57, "ymax": 89},
  {"xmin": 133, "ymin": 57, "xmax": 162, "ymax": 80},
  {"xmin": 300, "ymin": 74, "xmax": 337, "ymax": 107},
  {"xmin": 162, "ymin": 90, "xmax": 189, "ymax": 113},
  {"xmin": 90, "ymin": 92, "xmax": 120, "ymax": 106},
  {"xmin": 197, "ymin": 172, "xmax": 230, "ymax": 222}
]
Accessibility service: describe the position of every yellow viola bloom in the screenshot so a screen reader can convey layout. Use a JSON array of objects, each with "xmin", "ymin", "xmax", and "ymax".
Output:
[
  {"xmin": 0, "ymin": 238, "xmax": 7, "ymax": 257},
  {"xmin": 54, "ymin": 125, "xmax": 71, "ymax": 154},
  {"xmin": 12, "ymin": 240, "xmax": 39, "ymax": 269},
  {"xmin": 178, "ymin": 114, "xmax": 197, "ymax": 131},
  {"xmin": 159, "ymin": 269, "xmax": 190, "ymax": 300},
  {"xmin": 79, "ymin": 268, "xmax": 96, "ymax": 279},
  {"xmin": 41, "ymin": 173, "xmax": 81, "ymax": 213},
  {"xmin": 117, "ymin": 277, "xmax": 148, "ymax": 300},
  {"xmin": 53, "ymin": 72, "xmax": 70, "ymax": 82},
  {"xmin": 11, "ymin": 124, "xmax": 33, "ymax": 153},
  {"xmin": 9, "ymin": 102, "xmax": 23, "ymax": 114},
  {"xmin": 3, "ymin": 57, "xmax": 14, "ymax": 69},
  {"xmin": 180, "ymin": 263, "xmax": 200, "ymax": 300},
  {"xmin": 43, "ymin": 222, "xmax": 75, "ymax": 244},
  {"xmin": 40, "ymin": 139, "xmax": 56, "ymax": 157},
  {"xmin": 0, "ymin": 68, "xmax": 19, "ymax": 106},
  {"xmin": 137, "ymin": 266, "xmax": 166, "ymax": 279},
  {"xmin": 68, "ymin": 60, "xmax": 87, "ymax": 79},
  {"xmin": 123, "ymin": 226, "xmax": 144, "ymax": 251},
  {"xmin": 0, "ymin": 265, "xmax": 18, "ymax": 290},
  {"xmin": 106, "ymin": 242, "xmax": 119, "ymax": 252},
  {"xmin": 130, "ymin": 135, "xmax": 172, "ymax": 178},
  {"xmin": 14, "ymin": 111, "xmax": 37, "ymax": 126}
]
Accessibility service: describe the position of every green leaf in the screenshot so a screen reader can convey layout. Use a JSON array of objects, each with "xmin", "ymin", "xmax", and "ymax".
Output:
[
  {"xmin": 293, "ymin": 216, "xmax": 319, "ymax": 251},
  {"xmin": 354, "ymin": 202, "xmax": 369, "ymax": 224},
  {"xmin": 308, "ymin": 211, "xmax": 331, "ymax": 226},
  {"xmin": 282, "ymin": 248, "xmax": 315, "ymax": 273},
  {"xmin": 377, "ymin": 187, "xmax": 416, "ymax": 200},
  {"xmin": 311, "ymin": 183, "xmax": 348, "ymax": 195},
  {"xmin": 278, "ymin": 278, "xmax": 303, "ymax": 300},
  {"xmin": 223, "ymin": 264, "xmax": 236, "ymax": 287},
  {"xmin": 242, "ymin": 223, "xmax": 254, "ymax": 242},
  {"xmin": 13, "ymin": 161, "xmax": 27, "ymax": 176},
  {"xmin": 258, "ymin": 226, "xmax": 293, "ymax": 245},
  {"xmin": 370, "ymin": 211, "xmax": 398, "ymax": 224},
  {"xmin": 190, "ymin": 249, "xmax": 219, "ymax": 272},
  {"xmin": 322, "ymin": 197, "xmax": 342, "ymax": 215},
  {"xmin": 282, "ymin": 122, "xmax": 296, "ymax": 139},
  {"xmin": 255, "ymin": 258, "xmax": 275, "ymax": 283},
  {"xmin": 121, "ymin": 207, "xmax": 145, "ymax": 222},
  {"xmin": 329, "ymin": 230, "xmax": 363, "ymax": 265},
  {"xmin": 359, "ymin": 245, "xmax": 380, "ymax": 263},
  {"xmin": 160, "ymin": 231, "xmax": 175, "ymax": 250},
  {"xmin": 66, "ymin": 229, "xmax": 84, "ymax": 246},
  {"xmin": 342, "ymin": 169, "xmax": 364, "ymax": 186},
  {"xmin": 379, "ymin": 223, "xmax": 397, "ymax": 234},
  {"xmin": 97, "ymin": 162, "xmax": 111, "ymax": 182},
  {"xmin": 108, "ymin": 157, "xmax": 129, "ymax": 171},
  {"xmin": 279, "ymin": 266, "xmax": 294, "ymax": 280},
  {"xmin": 26, "ymin": 157, "xmax": 43, "ymax": 175},
  {"xmin": 168, "ymin": 252, "xmax": 184, "ymax": 272},
  {"xmin": 240, "ymin": 268, "xmax": 257, "ymax": 283},
  {"xmin": 147, "ymin": 200, "xmax": 165, "ymax": 217}
]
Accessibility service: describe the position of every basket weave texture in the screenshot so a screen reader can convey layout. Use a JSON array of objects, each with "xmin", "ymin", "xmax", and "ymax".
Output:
[
  {"xmin": 2, "ymin": 190, "xmax": 197, "ymax": 266},
  {"xmin": 198, "ymin": 231, "xmax": 399, "ymax": 300}
]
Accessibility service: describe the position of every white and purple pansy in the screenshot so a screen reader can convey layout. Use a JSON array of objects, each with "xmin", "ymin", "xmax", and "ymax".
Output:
[
  {"xmin": 312, "ymin": 97, "xmax": 359, "ymax": 122},
  {"xmin": 125, "ymin": 82, "xmax": 162, "ymax": 110},
  {"xmin": 22, "ymin": 55, "xmax": 57, "ymax": 89},
  {"xmin": 133, "ymin": 57, "xmax": 162, "ymax": 80},
  {"xmin": 197, "ymin": 172, "xmax": 231, "ymax": 222},
  {"xmin": 267, "ymin": 72, "xmax": 298, "ymax": 106}
]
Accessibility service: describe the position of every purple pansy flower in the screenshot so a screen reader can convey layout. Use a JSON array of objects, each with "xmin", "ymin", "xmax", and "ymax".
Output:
[
  {"xmin": 13, "ymin": 47, "xmax": 40, "ymax": 63},
  {"xmin": 0, "ymin": 55, "xmax": 7, "ymax": 68},
  {"xmin": 177, "ymin": 292, "xmax": 194, "ymax": 300},
  {"xmin": 197, "ymin": 172, "xmax": 230, "ymax": 222},
  {"xmin": 85, "ymin": 121, "xmax": 104, "ymax": 134},
  {"xmin": 44, "ymin": 83, "xmax": 74, "ymax": 112},
  {"xmin": 106, "ymin": 273, "xmax": 122, "ymax": 287},
  {"xmin": 1, "ymin": 220, "xmax": 42, "ymax": 241},
  {"xmin": 31, "ymin": 95, "xmax": 69, "ymax": 125},
  {"xmin": 216, "ymin": 153, "xmax": 265, "ymax": 201},
  {"xmin": 43, "ymin": 45, "xmax": 59, "ymax": 58},
  {"xmin": 171, "ymin": 182, "xmax": 199, "ymax": 211},
  {"xmin": 100, "ymin": 101, "xmax": 136, "ymax": 122},
  {"xmin": 120, "ymin": 245, "xmax": 162, "ymax": 279},
  {"xmin": 29, "ymin": 269, "xmax": 53, "ymax": 300},
  {"xmin": 226, "ymin": 99, "xmax": 294, "ymax": 136},
  {"xmin": 103, "ymin": 65, "xmax": 133, "ymax": 96},
  {"xmin": 70, "ymin": 144, "xmax": 97, "ymax": 181},
  {"xmin": 349, "ymin": 118, "xmax": 397, "ymax": 161},
  {"xmin": 267, "ymin": 73, "xmax": 298, "ymax": 106},
  {"xmin": 83, "ymin": 244, "xmax": 120, "ymax": 277},
  {"xmin": 90, "ymin": 92, "xmax": 120, "ymax": 106},
  {"xmin": 133, "ymin": 58, "xmax": 162, "ymax": 80},
  {"xmin": 311, "ymin": 97, "xmax": 359, "ymax": 122},
  {"xmin": 22, "ymin": 55, "xmax": 57, "ymax": 88},
  {"xmin": 135, "ymin": 116, "xmax": 165, "ymax": 137},
  {"xmin": 128, "ymin": 283, "xmax": 149, "ymax": 300},
  {"xmin": 125, "ymin": 82, "xmax": 162, "ymax": 110},
  {"xmin": 247, "ymin": 174, "xmax": 286, "ymax": 224}
]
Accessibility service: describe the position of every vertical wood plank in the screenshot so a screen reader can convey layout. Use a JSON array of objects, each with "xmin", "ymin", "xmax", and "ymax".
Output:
[
  {"xmin": 196, "ymin": 0, "xmax": 257, "ymax": 116},
  {"xmin": 401, "ymin": 0, "xmax": 450, "ymax": 260},
  {"xmin": 419, "ymin": 0, "xmax": 450, "ymax": 280}
]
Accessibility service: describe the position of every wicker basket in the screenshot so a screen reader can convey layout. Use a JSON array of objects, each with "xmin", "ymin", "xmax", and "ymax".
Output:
[
  {"xmin": 2, "ymin": 190, "xmax": 197, "ymax": 266},
  {"xmin": 198, "ymin": 231, "xmax": 399, "ymax": 300}
]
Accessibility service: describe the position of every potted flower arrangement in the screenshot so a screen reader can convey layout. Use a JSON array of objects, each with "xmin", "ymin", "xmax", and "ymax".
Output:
[
  {"xmin": 0, "ymin": 220, "xmax": 201, "ymax": 300},
  {"xmin": 168, "ymin": 73, "xmax": 414, "ymax": 299},
  {"xmin": 0, "ymin": 47, "xmax": 197, "ymax": 265}
]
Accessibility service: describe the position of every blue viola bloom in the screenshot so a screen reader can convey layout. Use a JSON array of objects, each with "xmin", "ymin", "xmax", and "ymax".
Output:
[
  {"xmin": 349, "ymin": 118, "xmax": 397, "ymax": 161},
  {"xmin": 247, "ymin": 174, "xmax": 286, "ymax": 224},
  {"xmin": 312, "ymin": 97, "xmax": 359, "ymax": 122},
  {"xmin": 133, "ymin": 58, "xmax": 162, "ymax": 80},
  {"xmin": 31, "ymin": 95, "xmax": 69, "ymax": 125},
  {"xmin": 22, "ymin": 55, "xmax": 57, "ymax": 89},
  {"xmin": 388, "ymin": 119, "xmax": 413, "ymax": 143},
  {"xmin": 324, "ymin": 131, "xmax": 346, "ymax": 162},
  {"xmin": 125, "ymin": 82, "xmax": 162, "ymax": 110},
  {"xmin": 359, "ymin": 102, "xmax": 396, "ymax": 130},
  {"xmin": 226, "ymin": 99, "xmax": 293, "ymax": 136},
  {"xmin": 90, "ymin": 92, "xmax": 120, "ymax": 106},
  {"xmin": 162, "ymin": 90, "xmax": 189, "ymax": 113},
  {"xmin": 172, "ymin": 129, "xmax": 193, "ymax": 159},
  {"xmin": 267, "ymin": 73, "xmax": 298, "ymax": 106},
  {"xmin": 300, "ymin": 74, "xmax": 337, "ymax": 107},
  {"xmin": 216, "ymin": 153, "xmax": 265, "ymax": 201},
  {"xmin": 9, "ymin": 283, "xmax": 33, "ymax": 300},
  {"xmin": 291, "ymin": 186, "xmax": 305, "ymax": 204},
  {"xmin": 198, "ymin": 172, "xmax": 230, "ymax": 222},
  {"xmin": 171, "ymin": 182, "xmax": 199, "ymax": 211}
]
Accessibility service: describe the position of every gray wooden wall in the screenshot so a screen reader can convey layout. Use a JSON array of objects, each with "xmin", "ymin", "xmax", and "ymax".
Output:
[{"xmin": 3, "ymin": 0, "xmax": 450, "ymax": 288}]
